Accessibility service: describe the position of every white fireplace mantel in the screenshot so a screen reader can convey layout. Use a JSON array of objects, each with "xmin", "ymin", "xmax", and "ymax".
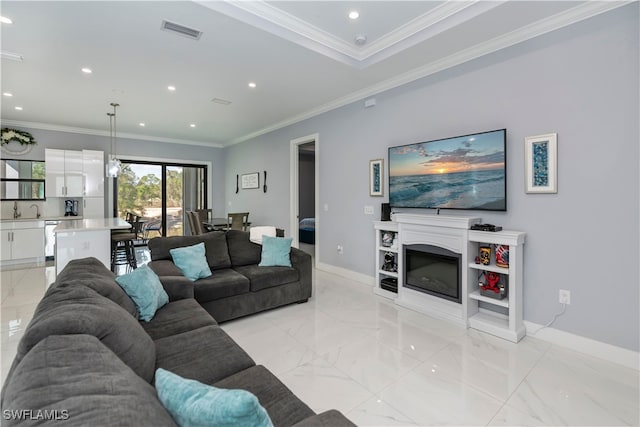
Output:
[
  {"xmin": 393, "ymin": 213, "xmax": 480, "ymax": 230},
  {"xmin": 393, "ymin": 213, "xmax": 480, "ymax": 327}
]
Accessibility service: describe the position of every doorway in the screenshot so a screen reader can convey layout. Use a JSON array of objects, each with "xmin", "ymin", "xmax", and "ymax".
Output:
[{"xmin": 290, "ymin": 134, "xmax": 319, "ymax": 266}]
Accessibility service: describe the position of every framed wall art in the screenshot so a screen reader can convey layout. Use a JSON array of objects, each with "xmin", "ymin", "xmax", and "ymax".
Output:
[
  {"xmin": 241, "ymin": 172, "xmax": 260, "ymax": 189},
  {"xmin": 369, "ymin": 159, "xmax": 384, "ymax": 197},
  {"xmin": 525, "ymin": 133, "xmax": 557, "ymax": 193}
]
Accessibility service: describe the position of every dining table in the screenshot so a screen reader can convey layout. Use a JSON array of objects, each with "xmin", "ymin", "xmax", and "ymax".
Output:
[{"xmin": 205, "ymin": 217, "xmax": 252, "ymax": 230}]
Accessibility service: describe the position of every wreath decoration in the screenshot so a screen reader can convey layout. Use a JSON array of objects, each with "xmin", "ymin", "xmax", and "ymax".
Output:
[{"xmin": 1, "ymin": 128, "xmax": 37, "ymax": 146}]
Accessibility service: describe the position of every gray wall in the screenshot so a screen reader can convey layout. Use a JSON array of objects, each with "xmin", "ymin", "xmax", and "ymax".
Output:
[
  {"xmin": 3, "ymin": 127, "xmax": 226, "ymax": 216},
  {"xmin": 222, "ymin": 5, "xmax": 639, "ymax": 351}
]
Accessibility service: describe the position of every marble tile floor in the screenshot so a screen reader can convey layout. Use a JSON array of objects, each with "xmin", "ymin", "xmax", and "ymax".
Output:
[{"xmin": 1, "ymin": 262, "xmax": 638, "ymax": 426}]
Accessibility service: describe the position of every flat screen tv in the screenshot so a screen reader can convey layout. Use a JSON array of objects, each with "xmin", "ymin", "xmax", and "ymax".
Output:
[{"xmin": 388, "ymin": 129, "xmax": 506, "ymax": 211}]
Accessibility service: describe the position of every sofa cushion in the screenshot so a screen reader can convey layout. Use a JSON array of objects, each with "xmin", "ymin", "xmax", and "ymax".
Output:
[
  {"xmin": 53, "ymin": 256, "xmax": 138, "ymax": 317},
  {"xmin": 226, "ymin": 230, "xmax": 262, "ymax": 266},
  {"xmin": 149, "ymin": 232, "xmax": 231, "ymax": 270},
  {"xmin": 233, "ymin": 265, "xmax": 299, "ymax": 292},
  {"xmin": 193, "ymin": 269, "xmax": 250, "ymax": 302},
  {"xmin": 16, "ymin": 285, "xmax": 156, "ymax": 383},
  {"xmin": 155, "ymin": 325, "xmax": 255, "ymax": 385},
  {"xmin": 116, "ymin": 265, "xmax": 169, "ymax": 322},
  {"xmin": 155, "ymin": 368, "xmax": 273, "ymax": 427},
  {"xmin": 170, "ymin": 242, "xmax": 213, "ymax": 281},
  {"xmin": 142, "ymin": 299, "xmax": 217, "ymax": 341},
  {"xmin": 1, "ymin": 335, "xmax": 176, "ymax": 427},
  {"xmin": 214, "ymin": 365, "xmax": 315, "ymax": 427},
  {"xmin": 259, "ymin": 236, "xmax": 293, "ymax": 267}
]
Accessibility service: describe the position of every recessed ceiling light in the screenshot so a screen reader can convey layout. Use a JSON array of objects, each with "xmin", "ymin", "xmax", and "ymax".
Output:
[
  {"xmin": 190, "ymin": 123, "xmax": 196, "ymax": 128},
  {"xmin": 3, "ymin": 92, "xmax": 13, "ymax": 97},
  {"xmin": 14, "ymin": 106, "xmax": 23, "ymax": 111},
  {"xmin": 0, "ymin": 16, "xmax": 13, "ymax": 24},
  {"xmin": 248, "ymin": 82, "xmax": 257, "ymax": 89},
  {"xmin": 348, "ymin": 11, "xmax": 359, "ymax": 20},
  {"xmin": 81, "ymin": 67, "xmax": 92, "ymax": 74},
  {"xmin": 139, "ymin": 122, "xmax": 145, "ymax": 127},
  {"xmin": 168, "ymin": 85, "xmax": 176, "ymax": 91}
]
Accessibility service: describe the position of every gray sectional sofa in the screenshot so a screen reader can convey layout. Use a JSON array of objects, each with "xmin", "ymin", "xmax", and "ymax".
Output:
[
  {"xmin": 147, "ymin": 230, "xmax": 312, "ymax": 322},
  {"xmin": 0, "ymin": 257, "xmax": 354, "ymax": 426}
]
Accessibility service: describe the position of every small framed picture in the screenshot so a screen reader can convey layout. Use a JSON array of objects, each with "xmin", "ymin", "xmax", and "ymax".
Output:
[
  {"xmin": 525, "ymin": 133, "xmax": 557, "ymax": 193},
  {"xmin": 241, "ymin": 172, "xmax": 260, "ymax": 189},
  {"xmin": 369, "ymin": 159, "xmax": 384, "ymax": 197}
]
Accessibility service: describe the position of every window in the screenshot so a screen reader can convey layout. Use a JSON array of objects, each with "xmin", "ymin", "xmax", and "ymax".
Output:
[
  {"xmin": 114, "ymin": 160, "xmax": 207, "ymax": 237},
  {"xmin": 1, "ymin": 159, "xmax": 46, "ymax": 200}
]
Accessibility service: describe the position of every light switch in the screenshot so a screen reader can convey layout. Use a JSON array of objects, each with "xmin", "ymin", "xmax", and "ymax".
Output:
[{"xmin": 364, "ymin": 205, "xmax": 374, "ymax": 215}]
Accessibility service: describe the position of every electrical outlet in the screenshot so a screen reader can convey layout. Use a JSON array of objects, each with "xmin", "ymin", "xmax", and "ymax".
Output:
[
  {"xmin": 559, "ymin": 289, "xmax": 571, "ymax": 305},
  {"xmin": 337, "ymin": 245, "xmax": 343, "ymax": 254},
  {"xmin": 324, "ymin": 204, "xmax": 329, "ymax": 212}
]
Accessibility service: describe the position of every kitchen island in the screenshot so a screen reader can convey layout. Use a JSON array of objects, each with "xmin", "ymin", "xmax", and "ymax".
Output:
[{"xmin": 54, "ymin": 218, "xmax": 130, "ymax": 274}]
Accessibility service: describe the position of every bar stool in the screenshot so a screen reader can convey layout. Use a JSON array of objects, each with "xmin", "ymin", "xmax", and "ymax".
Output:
[{"xmin": 111, "ymin": 231, "xmax": 137, "ymax": 274}]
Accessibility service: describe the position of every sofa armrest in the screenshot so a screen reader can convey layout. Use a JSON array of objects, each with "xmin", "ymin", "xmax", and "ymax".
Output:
[
  {"xmin": 147, "ymin": 260, "xmax": 194, "ymax": 301},
  {"xmin": 292, "ymin": 410, "xmax": 356, "ymax": 427},
  {"xmin": 290, "ymin": 247, "xmax": 312, "ymax": 300},
  {"xmin": 158, "ymin": 277, "xmax": 194, "ymax": 301}
]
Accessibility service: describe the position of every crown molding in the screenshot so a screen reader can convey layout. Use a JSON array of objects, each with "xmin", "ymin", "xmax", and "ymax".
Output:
[
  {"xmin": 198, "ymin": 0, "xmax": 502, "ymax": 69},
  {"xmin": 226, "ymin": 0, "xmax": 633, "ymax": 146},
  {"xmin": 0, "ymin": 120, "xmax": 224, "ymax": 148}
]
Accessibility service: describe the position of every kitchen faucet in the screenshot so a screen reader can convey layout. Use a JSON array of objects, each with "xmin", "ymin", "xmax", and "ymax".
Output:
[
  {"xmin": 13, "ymin": 201, "xmax": 21, "ymax": 219},
  {"xmin": 30, "ymin": 203, "xmax": 40, "ymax": 218}
]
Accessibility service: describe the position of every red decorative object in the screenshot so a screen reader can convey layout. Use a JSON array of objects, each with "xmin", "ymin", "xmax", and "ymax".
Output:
[
  {"xmin": 495, "ymin": 245, "xmax": 509, "ymax": 268},
  {"xmin": 480, "ymin": 272, "xmax": 501, "ymax": 293}
]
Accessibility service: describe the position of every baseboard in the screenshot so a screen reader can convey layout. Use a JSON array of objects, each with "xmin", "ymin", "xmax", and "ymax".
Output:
[
  {"xmin": 524, "ymin": 321, "xmax": 639, "ymax": 371},
  {"xmin": 315, "ymin": 261, "xmax": 375, "ymax": 286}
]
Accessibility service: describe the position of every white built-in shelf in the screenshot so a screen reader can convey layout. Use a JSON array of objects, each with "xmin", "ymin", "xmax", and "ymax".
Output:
[
  {"xmin": 374, "ymin": 221, "xmax": 399, "ymax": 299},
  {"xmin": 468, "ymin": 262, "xmax": 509, "ymax": 275},
  {"xmin": 468, "ymin": 289, "xmax": 509, "ymax": 308},
  {"xmin": 467, "ymin": 229, "xmax": 526, "ymax": 343},
  {"xmin": 468, "ymin": 311, "xmax": 509, "ymax": 332},
  {"xmin": 378, "ymin": 269, "xmax": 398, "ymax": 278}
]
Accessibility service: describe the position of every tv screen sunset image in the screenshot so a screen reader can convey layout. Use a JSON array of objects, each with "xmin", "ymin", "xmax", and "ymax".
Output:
[{"xmin": 389, "ymin": 129, "xmax": 506, "ymax": 211}]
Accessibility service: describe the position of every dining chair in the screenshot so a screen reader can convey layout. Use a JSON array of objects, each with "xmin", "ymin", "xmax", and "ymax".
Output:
[
  {"xmin": 186, "ymin": 211, "xmax": 196, "ymax": 236},
  {"xmin": 227, "ymin": 212, "xmax": 250, "ymax": 231},
  {"xmin": 189, "ymin": 211, "xmax": 206, "ymax": 235},
  {"xmin": 196, "ymin": 209, "xmax": 215, "ymax": 232}
]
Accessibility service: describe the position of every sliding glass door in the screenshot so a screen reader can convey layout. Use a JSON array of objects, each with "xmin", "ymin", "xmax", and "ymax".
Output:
[{"xmin": 115, "ymin": 160, "xmax": 207, "ymax": 237}]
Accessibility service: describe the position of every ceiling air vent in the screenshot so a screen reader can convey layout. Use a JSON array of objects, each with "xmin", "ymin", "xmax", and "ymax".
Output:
[
  {"xmin": 211, "ymin": 98, "xmax": 232, "ymax": 106},
  {"xmin": 161, "ymin": 20, "xmax": 202, "ymax": 40}
]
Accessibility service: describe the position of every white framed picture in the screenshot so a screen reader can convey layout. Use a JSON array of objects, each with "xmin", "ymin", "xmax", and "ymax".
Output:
[
  {"xmin": 525, "ymin": 133, "xmax": 557, "ymax": 193},
  {"xmin": 241, "ymin": 172, "xmax": 260, "ymax": 189},
  {"xmin": 369, "ymin": 159, "xmax": 384, "ymax": 197}
]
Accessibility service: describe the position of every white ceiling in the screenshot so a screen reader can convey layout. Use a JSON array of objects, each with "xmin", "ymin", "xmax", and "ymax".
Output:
[{"xmin": 0, "ymin": 1, "xmax": 630, "ymax": 148}]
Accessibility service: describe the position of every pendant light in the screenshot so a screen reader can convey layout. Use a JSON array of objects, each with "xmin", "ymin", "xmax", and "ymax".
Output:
[{"xmin": 106, "ymin": 102, "xmax": 121, "ymax": 178}]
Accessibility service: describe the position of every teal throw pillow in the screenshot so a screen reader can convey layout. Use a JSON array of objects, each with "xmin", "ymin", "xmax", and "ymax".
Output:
[
  {"xmin": 115, "ymin": 265, "xmax": 169, "ymax": 322},
  {"xmin": 169, "ymin": 242, "xmax": 212, "ymax": 281},
  {"xmin": 155, "ymin": 368, "xmax": 273, "ymax": 427},
  {"xmin": 259, "ymin": 235, "xmax": 293, "ymax": 267}
]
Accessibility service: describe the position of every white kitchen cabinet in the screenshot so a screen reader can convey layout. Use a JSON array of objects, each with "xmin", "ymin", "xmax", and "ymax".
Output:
[
  {"xmin": 83, "ymin": 150, "xmax": 104, "ymax": 197},
  {"xmin": 45, "ymin": 149, "xmax": 83, "ymax": 197},
  {"xmin": 0, "ymin": 220, "xmax": 45, "ymax": 262},
  {"xmin": 81, "ymin": 149, "xmax": 104, "ymax": 218}
]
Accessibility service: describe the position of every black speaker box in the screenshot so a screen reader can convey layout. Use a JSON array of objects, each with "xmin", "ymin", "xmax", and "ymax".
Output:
[{"xmin": 381, "ymin": 203, "xmax": 391, "ymax": 221}]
